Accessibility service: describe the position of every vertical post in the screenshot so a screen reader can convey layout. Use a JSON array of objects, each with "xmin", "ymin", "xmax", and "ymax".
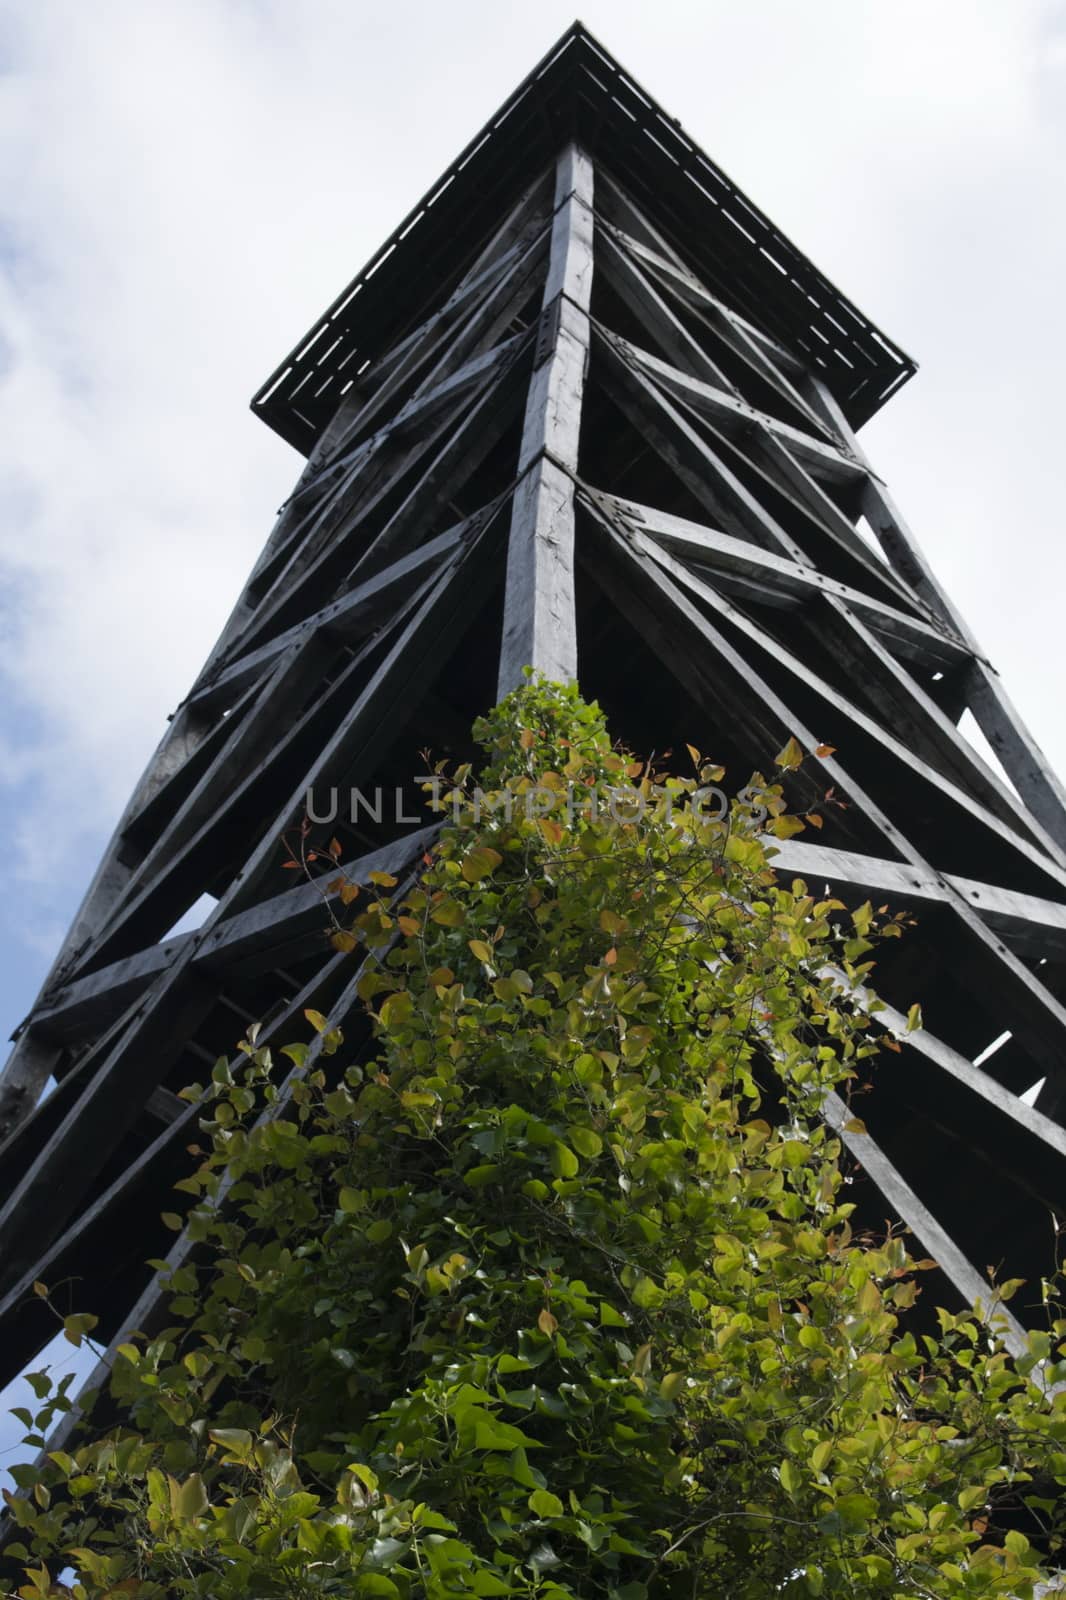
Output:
[{"xmin": 497, "ymin": 144, "xmax": 594, "ymax": 698}]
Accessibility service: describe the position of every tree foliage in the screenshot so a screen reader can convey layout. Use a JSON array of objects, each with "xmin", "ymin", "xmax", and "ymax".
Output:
[{"xmin": 5, "ymin": 679, "xmax": 1066, "ymax": 1598}]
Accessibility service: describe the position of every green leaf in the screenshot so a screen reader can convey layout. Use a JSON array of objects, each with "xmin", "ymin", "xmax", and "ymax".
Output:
[
  {"xmin": 774, "ymin": 735, "xmax": 805, "ymax": 770},
  {"xmin": 464, "ymin": 1164, "xmax": 502, "ymax": 1189},
  {"xmin": 209, "ymin": 1428, "xmax": 253, "ymax": 1462},
  {"xmin": 461, "ymin": 845, "xmax": 503, "ymax": 882},
  {"xmin": 172, "ymin": 1472, "xmax": 209, "ymax": 1521},
  {"xmin": 528, "ymin": 1489, "xmax": 564, "ymax": 1518},
  {"xmin": 379, "ymin": 990, "xmax": 413, "ymax": 1027},
  {"xmin": 550, "ymin": 1142, "xmax": 579, "ymax": 1179},
  {"xmin": 569, "ymin": 1127, "xmax": 602, "ymax": 1159},
  {"xmin": 63, "ymin": 1313, "xmax": 99, "ymax": 1349},
  {"xmin": 356, "ymin": 1577, "xmax": 401, "ymax": 1598},
  {"xmin": 599, "ymin": 1301, "xmax": 627, "ymax": 1327}
]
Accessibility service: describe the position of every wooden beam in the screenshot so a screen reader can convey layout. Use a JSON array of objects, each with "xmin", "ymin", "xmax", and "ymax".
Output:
[
  {"xmin": 0, "ymin": 837, "xmax": 439, "ymax": 1393},
  {"xmin": 771, "ymin": 837, "xmax": 1066, "ymax": 959},
  {"xmin": 190, "ymin": 521, "xmax": 470, "ymax": 710},
  {"xmin": 498, "ymin": 144, "xmax": 594, "ymax": 696},
  {"xmin": 240, "ymin": 328, "xmax": 528, "ymax": 649},
  {"xmin": 820, "ymin": 963, "xmax": 1066, "ymax": 1171},
  {"xmin": 0, "ymin": 936, "xmax": 383, "ymax": 1438},
  {"xmin": 594, "ymin": 222, "xmax": 739, "ymax": 395},
  {"xmin": 614, "ymin": 327, "xmax": 865, "ymax": 486},
  {"xmin": 810, "ymin": 375, "xmax": 1066, "ymax": 854},
  {"xmin": 577, "ymin": 487, "xmax": 967, "ymax": 669},
  {"xmin": 821, "ymin": 1090, "xmax": 1028, "ymax": 1357},
  {"xmin": 593, "ymin": 327, "xmax": 924, "ymax": 619},
  {"xmin": 632, "ymin": 525, "xmax": 1066, "ymax": 898},
  {"xmin": 590, "ymin": 515, "xmax": 1066, "ymax": 1081},
  {"xmin": 595, "ymin": 171, "xmax": 807, "ymax": 377},
  {"xmin": 0, "ymin": 536, "xmax": 491, "ymax": 1298},
  {"xmin": 30, "ymin": 827, "xmax": 441, "ymax": 1043}
]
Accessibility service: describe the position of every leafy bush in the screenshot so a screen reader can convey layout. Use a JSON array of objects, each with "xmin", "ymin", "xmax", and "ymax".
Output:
[{"xmin": 5, "ymin": 680, "xmax": 1066, "ymax": 1598}]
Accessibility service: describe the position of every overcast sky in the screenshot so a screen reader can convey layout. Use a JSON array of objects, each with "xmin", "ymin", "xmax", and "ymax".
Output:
[{"xmin": 0, "ymin": 0, "xmax": 1064, "ymax": 1048}]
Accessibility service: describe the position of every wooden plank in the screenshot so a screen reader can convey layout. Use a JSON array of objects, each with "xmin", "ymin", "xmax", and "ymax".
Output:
[
  {"xmin": 593, "ymin": 329, "xmax": 925, "ymax": 618},
  {"xmin": 217, "ymin": 515, "xmax": 500, "ymax": 925},
  {"xmin": 591, "ymin": 515, "xmax": 1066, "ymax": 1081},
  {"xmin": 595, "ymin": 170, "xmax": 807, "ymax": 376},
  {"xmin": 821, "ymin": 1090, "xmax": 1028, "ymax": 1357},
  {"xmin": 595, "ymin": 174, "xmax": 839, "ymax": 440},
  {"xmin": 577, "ymin": 488, "xmax": 966, "ymax": 669},
  {"xmin": 31, "ymin": 828, "xmax": 441, "ymax": 1041},
  {"xmin": 632, "ymin": 523, "xmax": 1066, "ymax": 898},
  {"xmin": 810, "ymin": 375, "xmax": 1066, "ymax": 853},
  {"xmin": 337, "ymin": 336, "xmax": 531, "ymax": 585},
  {"xmin": 820, "ymin": 962, "xmax": 1066, "ymax": 1168},
  {"xmin": 240, "ymin": 329, "xmax": 527, "ymax": 649},
  {"xmin": 498, "ymin": 144, "xmax": 594, "ymax": 696},
  {"xmin": 771, "ymin": 837, "xmax": 1066, "ymax": 959},
  {"xmin": 808, "ymin": 591, "xmax": 1066, "ymax": 871},
  {"xmin": 0, "ymin": 835, "xmax": 440, "ymax": 1395},
  {"xmin": 190, "ymin": 521, "xmax": 468, "ymax": 710},
  {"xmin": 307, "ymin": 220, "xmax": 550, "ymax": 482},
  {"xmin": 76, "ymin": 565, "xmax": 447, "ymax": 974},
  {"xmin": 615, "ymin": 327, "xmax": 864, "ymax": 485},
  {"xmin": 594, "ymin": 222, "xmax": 738, "ymax": 394},
  {"xmin": 0, "ymin": 694, "xmax": 220, "ymax": 1133},
  {"xmin": 1, "ymin": 936, "xmax": 381, "ymax": 1433},
  {"xmin": 0, "ymin": 536, "xmax": 491, "ymax": 1299}
]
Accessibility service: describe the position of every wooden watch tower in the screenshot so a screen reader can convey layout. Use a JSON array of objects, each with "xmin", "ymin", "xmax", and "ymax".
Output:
[{"xmin": 3, "ymin": 22, "xmax": 1066, "ymax": 1401}]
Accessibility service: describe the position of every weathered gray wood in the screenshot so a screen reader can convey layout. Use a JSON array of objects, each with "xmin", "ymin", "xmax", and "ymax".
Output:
[
  {"xmin": 498, "ymin": 144, "xmax": 594, "ymax": 696},
  {"xmin": 598, "ymin": 502, "xmax": 1066, "ymax": 896},
  {"xmin": 4, "ymin": 938, "xmax": 381, "ymax": 1449},
  {"xmin": 219, "ymin": 516, "xmax": 499, "ymax": 924},
  {"xmin": 31, "ymin": 828, "xmax": 441, "ymax": 1041},
  {"xmin": 595, "ymin": 175, "xmax": 837, "ymax": 441},
  {"xmin": 240, "ymin": 329, "xmax": 528, "ymax": 650},
  {"xmin": 595, "ymin": 171, "xmax": 807, "ymax": 377},
  {"xmin": 0, "ymin": 694, "xmax": 217, "ymax": 1134},
  {"xmin": 810, "ymin": 375, "xmax": 1066, "ymax": 853},
  {"xmin": 636, "ymin": 526, "xmax": 1066, "ymax": 903},
  {"xmin": 821, "ymin": 1090, "xmax": 1028, "ymax": 1357},
  {"xmin": 319, "ymin": 208, "xmax": 550, "ymax": 451},
  {"xmin": 820, "ymin": 962, "xmax": 1066, "ymax": 1166},
  {"xmin": 771, "ymin": 837, "xmax": 1066, "ymax": 959},
  {"xmin": 591, "ymin": 514, "xmax": 1066, "ymax": 1078},
  {"xmin": 0, "ymin": 834, "xmax": 441, "ymax": 1396},
  {"xmin": 593, "ymin": 327, "xmax": 924, "ymax": 618},
  {"xmin": 808, "ymin": 590, "xmax": 1066, "ymax": 870},
  {"xmin": 595, "ymin": 223, "xmax": 739, "ymax": 395},
  {"xmin": 76, "ymin": 556, "xmax": 454, "ymax": 973},
  {"xmin": 577, "ymin": 488, "xmax": 967, "ymax": 669},
  {"xmin": 190, "ymin": 522, "xmax": 468, "ymax": 711},
  {"xmin": 0, "ymin": 535, "xmax": 490, "ymax": 1298},
  {"xmin": 307, "ymin": 222, "xmax": 551, "ymax": 489},
  {"xmin": 339, "ymin": 335, "xmax": 531, "ymax": 585},
  {"xmin": 614, "ymin": 327, "xmax": 865, "ymax": 486}
]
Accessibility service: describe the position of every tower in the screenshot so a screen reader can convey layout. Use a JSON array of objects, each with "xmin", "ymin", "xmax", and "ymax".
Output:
[{"xmin": 2, "ymin": 19, "xmax": 1065, "ymax": 1407}]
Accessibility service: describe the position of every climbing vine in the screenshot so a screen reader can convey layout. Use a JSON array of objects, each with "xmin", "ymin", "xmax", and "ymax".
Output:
[{"xmin": 4, "ymin": 679, "xmax": 1066, "ymax": 1598}]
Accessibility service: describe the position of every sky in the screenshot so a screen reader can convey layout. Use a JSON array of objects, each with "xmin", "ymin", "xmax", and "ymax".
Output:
[{"xmin": 1, "ymin": 0, "xmax": 1066, "ymax": 1465}]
